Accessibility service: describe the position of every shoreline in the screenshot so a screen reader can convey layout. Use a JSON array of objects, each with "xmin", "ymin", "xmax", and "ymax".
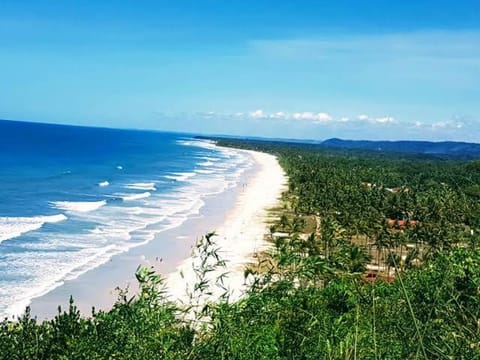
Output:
[
  {"xmin": 29, "ymin": 147, "xmax": 286, "ymax": 319},
  {"xmin": 166, "ymin": 149, "xmax": 286, "ymax": 304}
]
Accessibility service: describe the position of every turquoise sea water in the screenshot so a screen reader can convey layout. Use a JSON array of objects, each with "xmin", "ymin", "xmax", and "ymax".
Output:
[{"xmin": 0, "ymin": 120, "xmax": 252, "ymax": 318}]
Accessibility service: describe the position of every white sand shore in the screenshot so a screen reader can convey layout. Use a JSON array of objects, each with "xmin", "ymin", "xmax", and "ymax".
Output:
[{"xmin": 166, "ymin": 149, "xmax": 287, "ymax": 304}]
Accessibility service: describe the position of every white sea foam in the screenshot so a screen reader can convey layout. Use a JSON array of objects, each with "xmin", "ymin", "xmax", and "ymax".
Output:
[
  {"xmin": 121, "ymin": 192, "xmax": 151, "ymax": 201},
  {"xmin": 195, "ymin": 169, "xmax": 215, "ymax": 174},
  {"xmin": 5, "ymin": 200, "xmax": 203, "ymax": 316},
  {"xmin": 164, "ymin": 172, "xmax": 196, "ymax": 182},
  {"xmin": 89, "ymin": 227, "xmax": 104, "ymax": 235},
  {"xmin": 1, "ymin": 245, "xmax": 119, "ymax": 319},
  {"xmin": 51, "ymin": 200, "xmax": 107, "ymax": 213},
  {"xmin": 198, "ymin": 161, "xmax": 214, "ymax": 167},
  {"xmin": 0, "ymin": 214, "xmax": 67, "ymax": 243},
  {"xmin": 176, "ymin": 139, "xmax": 217, "ymax": 150},
  {"xmin": 125, "ymin": 182, "xmax": 157, "ymax": 191},
  {"xmin": 98, "ymin": 181, "xmax": 110, "ymax": 187},
  {"xmin": 199, "ymin": 156, "xmax": 220, "ymax": 162}
]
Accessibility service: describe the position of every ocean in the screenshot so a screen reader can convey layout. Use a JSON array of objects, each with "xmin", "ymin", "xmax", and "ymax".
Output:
[{"xmin": 0, "ymin": 120, "xmax": 253, "ymax": 319}]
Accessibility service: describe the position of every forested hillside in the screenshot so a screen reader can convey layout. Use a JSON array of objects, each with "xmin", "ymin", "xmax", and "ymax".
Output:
[{"xmin": 321, "ymin": 138, "xmax": 480, "ymax": 157}]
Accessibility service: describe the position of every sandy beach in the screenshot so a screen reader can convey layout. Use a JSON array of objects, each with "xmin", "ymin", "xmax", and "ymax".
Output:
[
  {"xmin": 166, "ymin": 149, "xmax": 287, "ymax": 304},
  {"xmin": 29, "ymin": 148, "xmax": 286, "ymax": 319}
]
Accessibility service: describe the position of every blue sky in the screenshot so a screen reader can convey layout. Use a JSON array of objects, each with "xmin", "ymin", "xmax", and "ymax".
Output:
[{"xmin": 1, "ymin": 1, "xmax": 480, "ymax": 141}]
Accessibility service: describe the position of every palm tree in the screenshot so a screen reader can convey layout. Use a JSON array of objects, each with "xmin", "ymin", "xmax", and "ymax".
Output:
[{"xmin": 338, "ymin": 244, "xmax": 372, "ymax": 273}]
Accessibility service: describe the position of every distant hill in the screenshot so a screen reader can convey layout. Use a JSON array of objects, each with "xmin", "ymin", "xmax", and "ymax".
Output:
[{"xmin": 321, "ymin": 138, "xmax": 480, "ymax": 158}]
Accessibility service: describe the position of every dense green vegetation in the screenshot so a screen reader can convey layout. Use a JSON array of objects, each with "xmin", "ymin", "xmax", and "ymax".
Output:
[{"xmin": 2, "ymin": 139, "xmax": 480, "ymax": 359}]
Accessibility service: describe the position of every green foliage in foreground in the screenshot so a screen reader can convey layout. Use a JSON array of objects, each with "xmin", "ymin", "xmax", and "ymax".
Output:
[
  {"xmin": 200, "ymin": 249, "xmax": 480, "ymax": 359},
  {"xmin": 2, "ymin": 242, "xmax": 480, "ymax": 359},
  {"xmin": 2, "ymin": 141, "xmax": 480, "ymax": 359}
]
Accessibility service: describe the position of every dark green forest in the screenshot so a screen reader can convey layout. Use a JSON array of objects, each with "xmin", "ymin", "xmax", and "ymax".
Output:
[{"xmin": 2, "ymin": 139, "xmax": 480, "ymax": 359}]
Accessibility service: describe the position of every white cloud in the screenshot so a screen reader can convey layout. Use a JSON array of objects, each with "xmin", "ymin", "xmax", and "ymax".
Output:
[
  {"xmin": 432, "ymin": 121, "xmax": 447, "ymax": 128},
  {"xmin": 245, "ymin": 110, "xmax": 333, "ymax": 123},
  {"xmin": 291, "ymin": 112, "xmax": 333, "ymax": 122},
  {"xmin": 240, "ymin": 110, "xmax": 398, "ymax": 126},
  {"xmin": 195, "ymin": 110, "xmax": 387, "ymax": 126},
  {"xmin": 269, "ymin": 111, "xmax": 287, "ymax": 119},
  {"xmin": 249, "ymin": 109, "xmax": 265, "ymax": 118},
  {"xmin": 292, "ymin": 112, "xmax": 310, "ymax": 120},
  {"xmin": 431, "ymin": 120, "xmax": 465, "ymax": 130},
  {"xmin": 406, "ymin": 117, "xmax": 471, "ymax": 134},
  {"xmin": 314, "ymin": 112, "xmax": 333, "ymax": 123},
  {"xmin": 375, "ymin": 116, "xmax": 395, "ymax": 124},
  {"xmin": 190, "ymin": 110, "xmax": 479, "ymax": 141},
  {"xmin": 356, "ymin": 114, "xmax": 395, "ymax": 124}
]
